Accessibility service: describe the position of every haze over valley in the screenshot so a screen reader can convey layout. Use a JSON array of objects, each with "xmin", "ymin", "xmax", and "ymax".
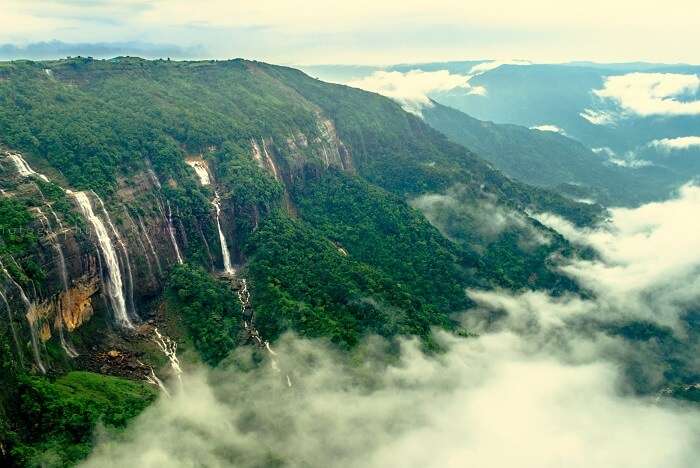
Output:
[{"xmin": 0, "ymin": 2, "xmax": 699, "ymax": 467}]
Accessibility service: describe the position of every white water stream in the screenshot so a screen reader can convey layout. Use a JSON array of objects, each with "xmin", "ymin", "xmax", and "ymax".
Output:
[
  {"xmin": 0, "ymin": 259, "xmax": 46, "ymax": 373},
  {"xmin": 33, "ymin": 207, "xmax": 78, "ymax": 357},
  {"xmin": 166, "ymin": 200, "xmax": 184, "ymax": 265},
  {"xmin": 69, "ymin": 191, "xmax": 134, "ymax": 328}
]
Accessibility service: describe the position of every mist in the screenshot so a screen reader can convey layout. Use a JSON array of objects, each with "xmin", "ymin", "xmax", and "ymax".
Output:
[
  {"xmin": 79, "ymin": 185, "xmax": 700, "ymax": 468},
  {"xmin": 81, "ymin": 332, "xmax": 700, "ymax": 468}
]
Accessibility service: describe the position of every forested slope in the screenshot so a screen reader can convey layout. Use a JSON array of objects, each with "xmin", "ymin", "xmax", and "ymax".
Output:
[{"xmin": 0, "ymin": 57, "xmax": 600, "ymax": 466}]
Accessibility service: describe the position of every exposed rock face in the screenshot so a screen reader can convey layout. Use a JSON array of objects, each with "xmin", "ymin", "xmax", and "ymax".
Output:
[
  {"xmin": 315, "ymin": 117, "xmax": 353, "ymax": 172},
  {"xmin": 1, "ymin": 108, "xmax": 354, "ymax": 373},
  {"xmin": 59, "ymin": 275, "xmax": 99, "ymax": 332},
  {"xmin": 26, "ymin": 301, "xmax": 54, "ymax": 342},
  {"xmin": 281, "ymin": 117, "xmax": 353, "ymax": 173}
]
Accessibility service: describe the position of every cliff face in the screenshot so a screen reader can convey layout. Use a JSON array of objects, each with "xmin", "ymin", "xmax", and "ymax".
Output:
[
  {"xmin": 0, "ymin": 57, "xmax": 596, "ymax": 380},
  {"xmin": 0, "ymin": 57, "xmax": 606, "ymax": 467},
  {"xmin": 0, "ymin": 99, "xmax": 353, "ymax": 375}
]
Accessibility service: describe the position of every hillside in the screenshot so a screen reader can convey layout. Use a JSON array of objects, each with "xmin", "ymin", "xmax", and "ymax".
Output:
[
  {"xmin": 422, "ymin": 101, "xmax": 681, "ymax": 206},
  {"xmin": 0, "ymin": 57, "xmax": 599, "ymax": 466}
]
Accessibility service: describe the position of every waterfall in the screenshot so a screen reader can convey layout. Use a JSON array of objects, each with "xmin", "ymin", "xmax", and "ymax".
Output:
[
  {"xmin": 212, "ymin": 192, "xmax": 234, "ymax": 275},
  {"xmin": 165, "ymin": 200, "xmax": 184, "ymax": 265},
  {"xmin": 139, "ymin": 328, "xmax": 183, "ymax": 397},
  {"xmin": 93, "ymin": 193, "xmax": 138, "ymax": 320},
  {"xmin": 185, "ymin": 160, "xmax": 211, "ymax": 186},
  {"xmin": 139, "ymin": 360, "xmax": 171, "ymax": 397},
  {"xmin": 136, "ymin": 213, "xmax": 163, "ymax": 277},
  {"xmin": 185, "ymin": 159, "xmax": 233, "ymax": 274},
  {"xmin": 6, "ymin": 152, "xmax": 49, "ymax": 182},
  {"xmin": 47, "ymin": 205, "xmax": 64, "ymax": 232},
  {"xmin": 250, "ymin": 139, "xmax": 265, "ymax": 169},
  {"xmin": 236, "ymin": 278, "xmax": 289, "ymax": 383},
  {"xmin": 123, "ymin": 208, "xmax": 155, "ymax": 283},
  {"xmin": 0, "ymin": 289, "xmax": 25, "ymax": 366},
  {"xmin": 261, "ymin": 139, "xmax": 281, "ymax": 182},
  {"xmin": 68, "ymin": 190, "xmax": 134, "ymax": 328},
  {"xmin": 260, "ymin": 139, "xmax": 294, "ymax": 214},
  {"xmin": 0, "ymin": 259, "xmax": 46, "ymax": 373},
  {"xmin": 33, "ymin": 208, "xmax": 78, "ymax": 357},
  {"xmin": 153, "ymin": 327, "xmax": 183, "ymax": 388}
]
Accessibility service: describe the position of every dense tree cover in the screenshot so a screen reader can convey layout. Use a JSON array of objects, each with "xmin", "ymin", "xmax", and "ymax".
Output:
[
  {"xmin": 215, "ymin": 142, "xmax": 284, "ymax": 209},
  {"xmin": 0, "ymin": 57, "xmax": 327, "ymax": 195},
  {"xmin": 0, "ymin": 58, "xmax": 612, "ymax": 466},
  {"xmin": 292, "ymin": 170, "xmax": 478, "ymax": 310},
  {"xmin": 245, "ymin": 213, "xmax": 457, "ymax": 348},
  {"xmin": 166, "ymin": 264, "xmax": 243, "ymax": 365},
  {"xmin": 0, "ymin": 196, "xmax": 44, "ymax": 287},
  {"xmin": 3, "ymin": 371, "xmax": 156, "ymax": 467},
  {"xmin": 256, "ymin": 63, "xmax": 604, "ymax": 227},
  {"xmin": 0, "ymin": 58, "xmax": 600, "ymax": 224}
]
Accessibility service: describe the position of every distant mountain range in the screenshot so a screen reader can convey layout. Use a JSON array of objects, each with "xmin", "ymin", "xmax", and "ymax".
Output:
[{"xmin": 302, "ymin": 60, "xmax": 700, "ymax": 206}]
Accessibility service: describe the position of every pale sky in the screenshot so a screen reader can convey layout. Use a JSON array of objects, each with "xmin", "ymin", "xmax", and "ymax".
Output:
[{"xmin": 1, "ymin": 0, "xmax": 699, "ymax": 64}]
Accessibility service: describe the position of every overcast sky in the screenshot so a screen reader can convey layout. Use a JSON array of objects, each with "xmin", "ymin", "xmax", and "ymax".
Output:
[{"xmin": 2, "ymin": 0, "xmax": 699, "ymax": 64}]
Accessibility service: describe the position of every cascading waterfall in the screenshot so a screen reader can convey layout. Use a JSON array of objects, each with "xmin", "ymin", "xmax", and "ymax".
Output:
[
  {"xmin": 153, "ymin": 327, "xmax": 183, "ymax": 387},
  {"xmin": 122, "ymin": 208, "xmax": 156, "ymax": 283},
  {"xmin": 236, "ymin": 278, "xmax": 291, "ymax": 385},
  {"xmin": 68, "ymin": 190, "xmax": 134, "ymax": 328},
  {"xmin": 212, "ymin": 192, "xmax": 234, "ymax": 275},
  {"xmin": 6, "ymin": 152, "xmax": 49, "ymax": 182},
  {"xmin": 139, "ymin": 360, "xmax": 171, "ymax": 397},
  {"xmin": 33, "ymin": 207, "xmax": 78, "ymax": 357},
  {"xmin": 0, "ymin": 289, "xmax": 25, "ymax": 366},
  {"xmin": 185, "ymin": 160, "xmax": 211, "ymax": 186},
  {"xmin": 186, "ymin": 159, "xmax": 234, "ymax": 275},
  {"xmin": 136, "ymin": 213, "xmax": 163, "ymax": 277},
  {"xmin": 94, "ymin": 193, "xmax": 138, "ymax": 320},
  {"xmin": 261, "ymin": 139, "xmax": 281, "ymax": 182},
  {"xmin": 47, "ymin": 205, "xmax": 64, "ymax": 232},
  {"xmin": 165, "ymin": 200, "xmax": 184, "ymax": 265},
  {"xmin": 250, "ymin": 139, "xmax": 265, "ymax": 169},
  {"xmin": 0, "ymin": 259, "xmax": 46, "ymax": 373},
  {"xmin": 139, "ymin": 327, "xmax": 183, "ymax": 396},
  {"xmin": 260, "ymin": 139, "xmax": 294, "ymax": 214}
]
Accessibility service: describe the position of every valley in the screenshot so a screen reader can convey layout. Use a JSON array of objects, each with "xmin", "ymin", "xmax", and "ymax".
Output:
[{"xmin": 0, "ymin": 56, "xmax": 697, "ymax": 467}]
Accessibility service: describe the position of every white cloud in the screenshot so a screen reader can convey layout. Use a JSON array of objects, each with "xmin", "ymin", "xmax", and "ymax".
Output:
[
  {"xmin": 410, "ymin": 186, "xmax": 551, "ymax": 246},
  {"xmin": 607, "ymin": 158, "xmax": 653, "ymax": 168},
  {"xmin": 466, "ymin": 59, "xmax": 532, "ymax": 76},
  {"xmin": 535, "ymin": 184, "xmax": 700, "ymax": 328},
  {"xmin": 76, "ymin": 184, "xmax": 700, "ymax": 468},
  {"xmin": 347, "ymin": 69, "xmax": 479, "ymax": 115},
  {"xmin": 580, "ymin": 108, "xmax": 618, "ymax": 126},
  {"xmin": 591, "ymin": 147, "xmax": 616, "ymax": 157},
  {"xmin": 2, "ymin": 1, "xmax": 700, "ymax": 64},
  {"xmin": 530, "ymin": 124, "xmax": 566, "ymax": 135},
  {"xmin": 589, "ymin": 73, "xmax": 700, "ymax": 119},
  {"xmin": 346, "ymin": 60, "xmax": 531, "ymax": 115},
  {"xmin": 649, "ymin": 136, "xmax": 700, "ymax": 152},
  {"xmin": 590, "ymin": 146, "xmax": 652, "ymax": 168},
  {"xmin": 80, "ymin": 333, "xmax": 700, "ymax": 468}
]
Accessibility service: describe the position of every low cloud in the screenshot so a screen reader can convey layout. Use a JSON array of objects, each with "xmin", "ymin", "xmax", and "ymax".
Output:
[
  {"xmin": 346, "ymin": 61, "xmax": 530, "ymax": 116},
  {"xmin": 591, "ymin": 146, "xmax": 653, "ymax": 168},
  {"xmin": 583, "ymin": 73, "xmax": 700, "ymax": 124},
  {"xmin": 535, "ymin": 184, "xmax": 700, "ymax": 329},
  {"xmin": 410, "ymin": 186, "xmax": 550, "ymax": 247},
  {"xmin": 347, "ymin": 70, "xmax": 477, "ymax": 115},
  {"xmin": 77, "ymin": 185, "xmax": 700, "ymax": 467},
  {"xmin": 579, "ymin": 108, "xmax": 618, "ymax": 126},
  {"xmin": 80, "ymin": 332, "xmax": 700, "ymax": 468},
  {"xmin": 649, "ymin": 136, "xmax": 700, "ymax": 153},
  {"xmin": 530, "ymin": 124, "xmax": 567, "ymax": 135}
]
